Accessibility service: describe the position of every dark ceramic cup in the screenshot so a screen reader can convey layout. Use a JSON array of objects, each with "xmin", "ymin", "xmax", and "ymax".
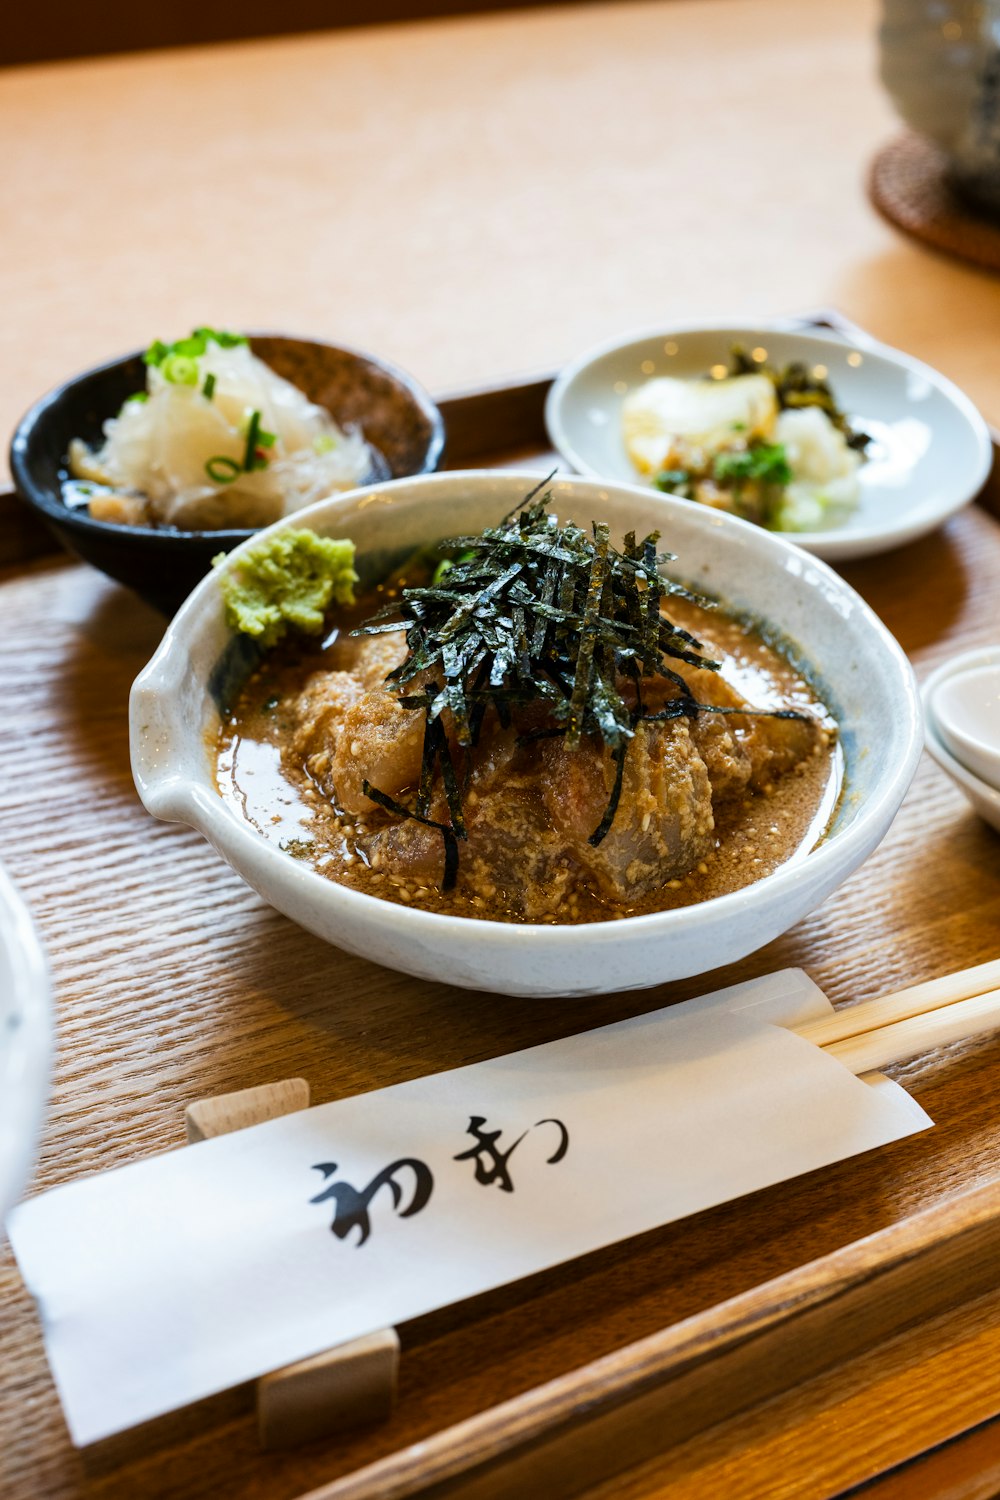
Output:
[{"xmin": 10, "ymin": 334, "xmax": 445, "ymax": 615}]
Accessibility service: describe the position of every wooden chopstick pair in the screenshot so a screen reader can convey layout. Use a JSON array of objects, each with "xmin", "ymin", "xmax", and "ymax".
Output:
[{"xmin": 792, "ymin": 957, "xmax": 1000, "ymax": 1075}]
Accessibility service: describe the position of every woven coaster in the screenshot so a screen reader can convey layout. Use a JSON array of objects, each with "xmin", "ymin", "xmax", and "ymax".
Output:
[{"xmin": 869, "ymin": 131, "xmax": 1000, "ymax": 275}]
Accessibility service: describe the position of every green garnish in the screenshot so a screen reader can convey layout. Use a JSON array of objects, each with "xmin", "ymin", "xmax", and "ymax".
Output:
[
  {"xmin": 241, "ymin": 410, "xmax": 276, "ymax": 471},
  {"xmin": 203, "ymin": 372, "xmax": 216, "ymax": 400},
  {"xmin": 728, "ymin": 345, "xmax": 870, "ymax": 451},
  {"xmin": 123, "ymin": 391, "xmax": 149, "ymax": 406},
  {"xmin": 353, "ymin": 483, "xmax": 725, "ymax": 884},
  {"xmin": 713, "ymin": 442, "xmax": 792, "ymax": 488},
  {"xmin": 243, "ymin": 410, "xmax": 262, "ymax": 470},
  {"xmin": 206, "ymin": 456, "xmax": 241, "ymax": 484},
  {"xmin": 215, "ymin": 528, "xmax": 358, "ymax": 649},
  {"xmin": 161, "ymin": 353, "xmax": 199, "ymax": 387},
  {"xmin": 144, "ymin": 327, "xmax": 248, "ymax": 368},
  {"xmin": 653, "ymin": 469, "xmax": 691, "ymax": 494},
  {"xmin": 196, "ymin": 327, "xmax": 247, "ymax": 349},
  {"xmin": 313, "ymin": 434, "xmax": 336, "ymax": 454}
]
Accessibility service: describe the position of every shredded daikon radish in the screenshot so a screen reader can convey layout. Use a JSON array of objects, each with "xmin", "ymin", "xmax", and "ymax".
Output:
[{"xmin": 69, "ymin": 330, "xmax": 372, "ymax": 530}]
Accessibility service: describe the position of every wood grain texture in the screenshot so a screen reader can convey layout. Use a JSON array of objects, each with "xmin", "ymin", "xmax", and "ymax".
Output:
[
  {"xmin": 857, "ymin": 1414, "xmax": 1000, "ymax": 1500},
  {"xmin": 579, "ymin": 1285, "xmax": 1000, "ymax": 1500},
  {"xmin": 296, "ymin": 1176, "xmax": 1000, "ymax": 1500},
  {"xmin": 2, "ymin": 490, "xmax": 1000, "ymax": 1500}
]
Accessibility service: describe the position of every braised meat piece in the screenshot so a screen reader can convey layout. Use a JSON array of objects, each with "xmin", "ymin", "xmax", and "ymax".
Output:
[{"xmin": 540, "ymin": 723, "xmax": 714, "ymax": 901}]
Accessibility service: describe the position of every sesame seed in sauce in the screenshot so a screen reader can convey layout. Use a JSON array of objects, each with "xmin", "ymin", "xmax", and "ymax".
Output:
[{"xmin": 217, "ymin": 578, "xmax": 838, "ymax": 926}]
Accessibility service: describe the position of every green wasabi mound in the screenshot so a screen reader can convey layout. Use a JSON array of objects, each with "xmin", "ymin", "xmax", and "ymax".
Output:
[{"xmin": 215, "ymin": 528, "xmax": 358, "ymax": 648}]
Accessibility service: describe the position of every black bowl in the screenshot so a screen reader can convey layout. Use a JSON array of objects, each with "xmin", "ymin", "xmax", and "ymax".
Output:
[{"xmin": 10, "ymin": 334, "xmax": 445, "ymax": 615}]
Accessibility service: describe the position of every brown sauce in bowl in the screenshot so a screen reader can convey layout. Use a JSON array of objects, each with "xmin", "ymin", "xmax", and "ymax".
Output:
[{"xmin": 216, "ymin": 586, "xmax": 840, "ymax": 926}]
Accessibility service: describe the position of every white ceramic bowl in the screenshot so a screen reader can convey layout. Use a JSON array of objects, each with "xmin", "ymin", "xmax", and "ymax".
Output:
[
  {"xmin": 931, "ymin": 658, "xmax": 1000, "ymax": 790},
  {"xmin": 924, "ymin": 650, "xmax": 1000, "ymax": 835},
  {"xmin": 0, "ymin": 866, "xmax": 51, "ymax": 1226},
  {"xmin": 545, "ymin": 323, "xmax": 993, "ymax": 562},
  {"xmin": 130, "ymin": 470, "xmax": 922, "ymax": 998}
]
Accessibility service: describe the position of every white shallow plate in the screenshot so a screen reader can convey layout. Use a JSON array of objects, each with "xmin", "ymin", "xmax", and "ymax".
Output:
[
  {"xmin": 131, "ymin": 470, "xmax": 922, "ymax": 999},
  {"xmin": 545, "ymin": 323, "xmax": 993, "ymax": 562},
  {"xmin": 923, "ymin": 649, "xmax": 1000, "ymax": 835},
  {"xmin": 0, "ymin": 866, "xmax": 50, "ymax": 1226}
]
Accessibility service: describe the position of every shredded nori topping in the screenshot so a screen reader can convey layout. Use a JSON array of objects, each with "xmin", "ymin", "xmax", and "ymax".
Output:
[{"xmin": 352, "ymin": 484, "xmax": 802, "ymax": 888}]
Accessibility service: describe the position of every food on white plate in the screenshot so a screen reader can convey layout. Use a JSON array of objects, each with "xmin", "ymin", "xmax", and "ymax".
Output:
[
  {"xmin": 66, "ymin": 328, "xmax": 372, "ymax": 531},
  {"xmin": 622, "ymin": 348, "xmax": 870, "ymax": 532},
  {"xmin": 216, "ymin": 493, "xmax": 840, "ymax": 925}
]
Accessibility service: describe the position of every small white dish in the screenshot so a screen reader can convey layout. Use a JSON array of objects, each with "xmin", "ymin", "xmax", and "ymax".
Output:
[
  {"xmin": 932, "ymin": 661, "xmax": 1000, "ymax": 790},
  {"xmin": 924, "ymin": 648, "xmax": 1000, "ymax": 835},
  {"xmin": 545, "ymin": 323, "xmax": 993, "ymax": 562},
  {"xmin": 0, "ymin": 866, "xmax": 51, "ymax": 1227},
  {"xmin": 130, "ymin": 470, "xmax": 922, "ymax": 999}
]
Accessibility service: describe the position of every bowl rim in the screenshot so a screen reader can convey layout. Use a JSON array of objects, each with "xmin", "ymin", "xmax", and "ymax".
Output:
[
  {"xmin": 130, "ymin": 468, "xmax": 924, "ymax": 947},
  {"xmin": 9, "ymin": 330, "xmax": 446, "ymax": 545},
  {"xmin": 923, "ymin": 649, "xmax": 1000, "ymax": 805},
  {"xmin": 0, "ymin": 864, "xmax": 51, "ymax": 1223},
  {"xmin": 544, "ymin": 319, "xmax": 994, "ymax": 557}
]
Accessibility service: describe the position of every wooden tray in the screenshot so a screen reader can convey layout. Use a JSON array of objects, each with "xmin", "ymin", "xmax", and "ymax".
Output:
[{"xmin": 3, "ymin": 325, "xmax": 1000, "ymax": 1500}]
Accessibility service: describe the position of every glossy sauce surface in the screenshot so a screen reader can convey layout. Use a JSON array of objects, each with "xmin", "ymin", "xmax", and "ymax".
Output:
[{"xmin": 216, "ymin": 591, "xmax": 841, "ymax": 925}]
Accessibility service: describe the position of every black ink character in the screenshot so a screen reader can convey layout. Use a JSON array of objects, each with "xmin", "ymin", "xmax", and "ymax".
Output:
[
  {"xmin": 310, "ymin": 1159, "xmax": 433, "ymax": 1246},
  {"xmin": 453, "ymin": 1115, "xmax": 569, "ymax": 1193}
]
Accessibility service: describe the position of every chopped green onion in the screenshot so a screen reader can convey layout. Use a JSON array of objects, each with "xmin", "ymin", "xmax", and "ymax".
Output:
[
  {"xmin": 123, "ymin": 391, "xmax": 149, "ymax": 406},
  {"xmin": 202, "ymin": 372, "xmax": 216, "ymax": 400},
  {"xmin": 239, "ymin": 410, "xmax": 274, "ymax": 470},
  {"xmin": 206, "ymin": 455, "xmax": 241, "ymax": 484},
  {"xmin": 161, "ymin": 353, "xmax": 199, "ymax": 386},
  {"xmin": 313, "ymin": 433, "xmax": 336, "ymax": 454},
  {"xmin": 243, "ymin": 410, "xmax": 262, "ymax": 471},
  {"xmin": 144, "ymin": 327, "xmax": 248, "ymax": 368},
  {"xmin": 193, "ymin": 327, "xmax": 247, "ymax": 350}
]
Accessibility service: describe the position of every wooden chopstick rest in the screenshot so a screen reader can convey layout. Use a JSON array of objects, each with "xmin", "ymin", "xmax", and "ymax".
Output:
[
  {"xmin": 184, "ymin": 1077, "xmax": 311, "ymax": 1142},
  {"xmin": 184, "ymin": 1078, "xmax": 400, "ymax": 1451}
]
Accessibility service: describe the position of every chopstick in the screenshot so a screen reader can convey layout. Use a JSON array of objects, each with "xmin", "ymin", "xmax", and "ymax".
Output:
[
  {"xmin": 819, "ymin": 989, "xmax": 1000, "ymax": 1075},
  {"xmin": 791, "ymin": 957, "xmax": 1000, "ymax": 1075}
]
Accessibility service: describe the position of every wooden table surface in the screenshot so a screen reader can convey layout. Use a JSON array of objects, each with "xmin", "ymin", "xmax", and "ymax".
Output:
[{"xmin": 3, "ymin": 2, "xmax": 1000, "ymax": 1498}]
